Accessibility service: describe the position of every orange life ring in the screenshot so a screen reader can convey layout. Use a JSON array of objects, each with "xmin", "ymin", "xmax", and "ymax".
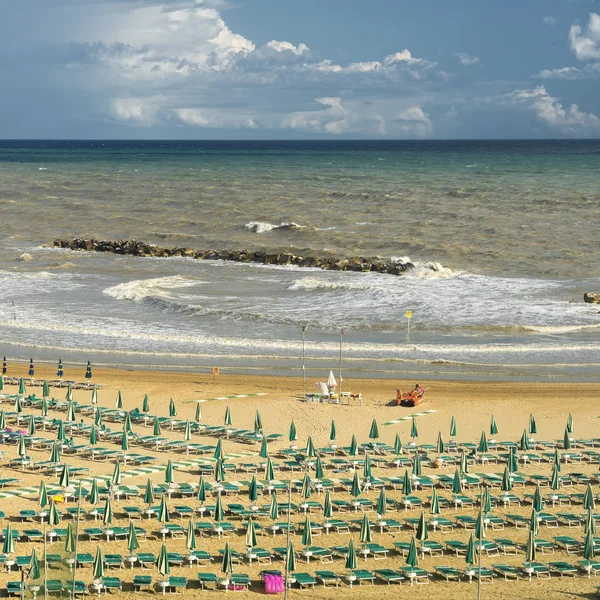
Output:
[{"xmin": 211, "ymin": 367, "xmax": 220, "ymax": 376}]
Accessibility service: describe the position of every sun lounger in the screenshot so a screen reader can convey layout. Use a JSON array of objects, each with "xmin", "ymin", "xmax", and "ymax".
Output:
[
  {"xmin": 163, "ymin": 576, "xmax": 187, "ymax": 593},
  {"xmin": 534, "ymin": 539, "xmax": 556, "ymax": 554},
  {"xmin": 197, "ymin": 572, "xmax": 218, "ymax": 590},
  {"xmin": 549, "ymin": 561, "xmax": 578, "ymax": 577},
  {"xmin": 44, "ymin": 580, "xmax": 64, "ymax": 595},
  {"xmin": 522, "ymin": 562, "xmax": 551, "ymax": 579},
  {"xmin": 102, "ymin": 577, "xmax": 122, "ymax": 593},
  {"xmin": 455, "ymin": 515, "xmax": 477, "ymax": 529},
  {"xmin": 374, "ymin": 569, "xmax": 404, "ymax": 584},
  {"xmin": 492, "ymin": 564, "xmax": 520, "ymax": 580},
  {"xmin": 293, "ymin": 573, "xmax": 316, "ymax": 589},
  {"xmin": 538, "ymin": 512, "xmax": 559, "ymax": 527},
  {"xmin": 76, "ymin": 553, "xmax": 94, "ymax": 567},
  {"xmin": 554, "ymin": 535, "xmax": 583, "ymax": 553},
  {"xmin": 315, "ymin": 570, "xmax": 339, "ymax": 587},
  {"xmin": 465, "ymin": 567, "xmax": 495, "ymax": 583},
  {"xmin": 493, "ymin": 538, "xmax": 520, "ymax": 554},
  {"xmin": 65, "ymin": 580, "xmax": 88, "ymax": 596},
  {"xmin": 579, "ymin": 560, "xmax": 600, "ymax": 576},
  {"xmin": 446, "ymin": 540, "xmax": 467, "ymax": 556},
  {"xmin": 434, "ymin": 566, "xmax": 462, "ymax": 581},
  {"xmin": 345, "ymin": 569, "xmax": 376, "ymax": 586},
  {"xmin": 6, "ymin": 582, "xmax": 24, "ymax": 597},
  {"xmin": 136, "ymin": 553, "xmax": 157, "ymax": 569},
  {"xmin": 420, "ymin": 541, "xmax": 444, "ymax": 556},
  {"xmin": 229, "ymin": 574, "xmax": 251, "ymax": 590},
  {"xmin": 104, "ymin": 554, "xmax": 124, "ymax": 569},
  {"xmin": 558, "ymin": 513, "xmax": 583, "ymax": 528},
  {"xmin": 133, "ymin": 575, "xmax": 153, "ymax": 592},
  {"xmin": 401, "ymin": 566, "xmax": 431, "ymax": 585},
  {"xmin": 506, "ymin": 513, "xmax": 529, "ymax": 528}
]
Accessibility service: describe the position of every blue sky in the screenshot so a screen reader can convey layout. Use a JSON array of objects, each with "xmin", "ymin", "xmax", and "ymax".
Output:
[{"xmin": 1, "ymin": 0, "xmax": 600, "ymax": 138}]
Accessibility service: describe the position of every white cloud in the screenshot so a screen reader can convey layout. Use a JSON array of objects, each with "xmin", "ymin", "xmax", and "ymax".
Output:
[
  {"xmin": 265, "ymin": 40, "xmax": 309, "ymax": 56},
  {"xmin": 503, "ymin": 85, "xmax": 600, "ymax": 136},
  {"xmin": 569, "ymin": 12, "xmax": 600, "ymax": 60},
  {"xmin": 454, "ymin": 52, "xmax": 479, "ymax": 66},
  {"xmin": 534, "ymin": 63, "xmax": 600, "ymax": 79},
  {"xmin": 542, "ymin": 16, "xmax": 557, "ymax": 27}
]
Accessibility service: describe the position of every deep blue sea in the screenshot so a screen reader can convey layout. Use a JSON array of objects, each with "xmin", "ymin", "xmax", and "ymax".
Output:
[{"xmin": 0, "ymin": 140, "xmax": 599, "ymax": 381}]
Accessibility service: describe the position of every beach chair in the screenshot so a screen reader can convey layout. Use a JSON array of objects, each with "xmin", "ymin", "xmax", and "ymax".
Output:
[
  {"xmin": 493, "ymin": 538, "xmax": 520, "ymax": 554},
  {"xmin": 327, "ymin": 519, "xmax": 351, "ymax": 534},
  {"xmin": 164, "ymin": 577, "xmax": 187, "ymax": 594},
  {"xmin": 465, "ymin": 567, "xmax": 495, "ymax": 584},
  {"xmin": 579, "ymin": 560, "xmax": 600, "ymax": 576},
  {"xmin": 364, "ymin": 543, "xmax": 389, "ymax": 559},
  {"xmin": 401, "ymin": 566, "xmax": 431, "ymax": 585},
  {"xmin": 229, "ymin": 574, "xmax": 251, "ymax": 590},
  {"xmin": 197, "ymin": 572, "xmax": 218, "ymax": 590},
  {"xmin": 136, "ymin": 553, "xmax": 157, "ymax": 569},
  {"xmin": 76, "ymin": 553, "xmax": 94, "ymax": 568},
  {"xmin": 538, "ymin": 512, "xmax": 559, "ymax": 527},
  {"xmin": 374, "ymin": 569, "xmax": 404, "ymax": 584},
  {"xmin": 6, "ymin": 582, "xmax": 24, "ymax": 597},
  {"xmin": 549, "ymin": 561, "xmax": 578, "ymax": 577},
  {"xmin": 505, "ymin": 514, "xmax": 529, "ymax": 528},
  {"xmin": 521, "ymin": 562, "xmax": 551, "ymax": 579},
  {"xmin": 104, "ymin": 554, "xmax": 124, "ymax": 570},
  {"xmin": 554, "ymin": 535, "xmax": 583, "ymax": 553},
  {"xmin": 434, "ymin": 566, "xmax": 462, "ymax": 581},
  {"xmin": 315, "ymin": 570, "xmax": 339, "ymax": 587},
  {"xmin": 187, "ymin": 550, "xmax": 213, "ymax": 567},
  {"xmin": 22, "ymin": 529, "xmax": 43, "ymax": 542},
  {"xmin": 492, "ymin": 564, "xmax": 520, "ymax": 580},
  {"xmin": 420, "ymin": 540, "xmax": 444, "ymax": 557},
  {"xmin": 65, "ymin": 580, "xmax": 88, "ymax": 596},
  {"xmin": 558, "ymin": 513, "xmax": 583, "ymax": 528},
  {"xmin": 133, "ymin": 575, "xmax": 153, "ymax": 592},
  {"xmin": 455, "ymin": 515, "xmax": 477, "ymax": 529},
  {"xmin": 346, "ymin": 569, "xmax": 376, "ymax": 586},
  {"xmin": 446, "ymin": 540, "xmax": 467, "ymax": 556},
  {"xmin": 293, "ymin": 573, "xmax": 316, "ymax": 589},
  {"xmin": 44, "ymin": 580, "xmax": 64, "ymax": 596},
  {"xmin": 102, "ymin": 577, "xmax": 122, "ymax": 594},
  {"xmin": 534, "ymin": 539, "xmax": 556, "ymax": 554}
]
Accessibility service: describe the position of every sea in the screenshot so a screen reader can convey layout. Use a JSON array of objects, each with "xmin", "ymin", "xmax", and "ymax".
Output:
[{"xmin": 0, "ymin": 139, "xmax": 599, "ymax": 383}]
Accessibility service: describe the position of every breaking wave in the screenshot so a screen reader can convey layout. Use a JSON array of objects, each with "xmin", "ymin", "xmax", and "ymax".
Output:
[
  {"xmin": 103, "ymin": 275, "xmax": 200, "ymax": 302},
  {"xmin": 245, "ymin": 221, "xmax": 307, "ymax": 234}
]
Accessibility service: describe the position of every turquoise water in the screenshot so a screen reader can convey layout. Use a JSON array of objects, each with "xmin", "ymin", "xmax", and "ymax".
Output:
[{"xmin": 0, "ymin": 140, "xmax": 599, "ymax": 381}]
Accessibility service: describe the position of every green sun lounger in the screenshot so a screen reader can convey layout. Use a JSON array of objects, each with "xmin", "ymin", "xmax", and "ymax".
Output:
[
  {"xmin": 522, "ymin": 562, "xmax": 551, "ymax": 579},
  {"xmin": 554, "ymin": 535, "xmax": 583, "ymax": 553},
  {"xmin": 133, "ymin": 575, "xmax": 153, "ymax": 592},
  {"xmin": 229, "ymin": 574, "xmax": 251, "ymax": 590},
  {"xmin": 197, "ymin": 572, "xmax": 218, "ymax": 590},
  {"xmin": 44, "ymin": 580, "xmax": 64, "ymax": 595},
  {"xmin": 434, "ymin": 566, "xmax": 462, "ymax": 581},
  {"xmin": 374, "ymin": 569, "xmax": 404, "ymax": 584},
  {"xmin": 6, "ymin": 582, "xmax": 24, "ymax": 597},
  {"xmin": 493, "ymin": 538, "xmax": 520, "ymax": 554},
  {"xmin": 65, "ymin": 580, "xmax": 88, "ymax": 596},
  {"xmin": 401, "ymin": 566, "xmax": 431, "ymax": 585},
  {"xmin": 346, "ymin": 570, "xmax": 376, "ymax": 586},
  {"xmin": 164, "ymin": 576, "xmax": 187, "ymax": 593},
  {"xmin": 293, "ymin": 572, "xmax": 316, "ymax": 589},
  {"xmin": 549, "ymin": 561, "xmax": 578, "ymax": 577},
  {"xmin": 102, "ymin": 577, "xmax": 122, "ymax": 593},
  {"xmin": 534, "ymin": 539, "xmax": 556, "ymax": 554},
  {"xmin": 446, "ymin": 540, "xmax": 467, "ymax": 556},
  {"xmin": 76, "ymin": 553, "xmax": 94, "ymax": 567},
  {"xmin": 136, "ymin": 553, "xmax": 156, "ymax": 569},
  {"xmin": 315, "ymin": 570, "xmax": 339, "ymax": 587},
  {"xmin": 492, "ymin": 564, "xmax": 520, "ymax": 580}
]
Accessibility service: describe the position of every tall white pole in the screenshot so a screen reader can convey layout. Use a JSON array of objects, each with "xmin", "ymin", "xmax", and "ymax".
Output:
[
  {"xmin": 301, "ymin": 325, "xmax": 307, "ymax": 398},
  {"xmin": 283, "ymin": 481, "xmax": 292, "ymax": 600},
  {"xmin": 71, "ymin": 483, "xmax": 83, "ymax": 600},
  {"xmin": 338, "ymin": 329, "xmax": 343, "ymax": 398}
]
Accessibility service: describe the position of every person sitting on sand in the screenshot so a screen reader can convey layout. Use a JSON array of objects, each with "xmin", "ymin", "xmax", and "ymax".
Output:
[{"xmin": 413, "ymin": 383, "xmax": 424, "ymax": 398}]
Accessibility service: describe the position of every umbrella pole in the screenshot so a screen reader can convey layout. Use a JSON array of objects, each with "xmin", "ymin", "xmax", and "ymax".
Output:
[
  {"xmin": 43, "ymin": 525, "xmax": 47, "ymax": 600},
  {"xmin": 301, "ymin": 325, "xmax": 307, "ymax": 399},
  {"xmin": 71, "ymin": 484, "xmax": 83, "ymax": 600},
  {"xmin": 284, "ymin": 481, "xmax": 292, "ymax": 600},
  {"xmin": 338, "ymin": 330, "xmax": 343, "ymax": 398},
  {"xmin": 477, "ymin": 536, "xmax": 482, "ymax": 600}
]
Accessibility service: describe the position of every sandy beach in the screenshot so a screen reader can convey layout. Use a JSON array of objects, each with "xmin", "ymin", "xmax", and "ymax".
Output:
[{"xmin": 0, "ymin": 365, "xmax": 599, "ymax": 599}]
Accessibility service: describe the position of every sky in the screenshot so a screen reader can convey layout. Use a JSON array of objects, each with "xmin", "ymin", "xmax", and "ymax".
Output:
[{"xmin": 1, "ymin": 0, "xmax": 600, "ymax": 139}]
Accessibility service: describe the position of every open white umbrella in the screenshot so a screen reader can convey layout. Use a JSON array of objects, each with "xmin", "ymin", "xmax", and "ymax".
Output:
[{"xmin": 326, "ymin": 371, "xmax": 337, "ymax": 388}]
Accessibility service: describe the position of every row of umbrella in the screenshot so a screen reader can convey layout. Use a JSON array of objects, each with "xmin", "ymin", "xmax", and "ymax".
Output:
[{"xmin": 2, "ymin": 359, "xmax": 92, "ymax": 380}]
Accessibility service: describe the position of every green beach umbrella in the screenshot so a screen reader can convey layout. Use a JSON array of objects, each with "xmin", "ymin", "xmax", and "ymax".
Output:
[
  {"xmin": 254, "ymin": 410, "xmax": 262, "ymax": 432},
  {"xmin": 368, "ymin": 418, "xmax": 379, "ymax": 440},
  {"xmin": 269, "ymin": 493, "xmax": 279, "ymax": 521},
  {"xmin": 363, "ymin": 453, "xmax": 372, "ymax": 479},
  {"xmin": 475, "ymin": 508, "xmax": 486, "ymax": 541},
  {"xmin": 197, "ymin": 476, "xmax": 206, "ymax": 503},
  {"xmin": 38, "ymin": 480, "xmax": 48, "ymax": 509},
  {"xmin": 529, "ymin": 413, "xmax": 537, "ymax": 435},
  {"xmin": 323, "ymin": 490, "xmax": 333, "ymax": 520},
  {"xmin": 66, "ymin": 401, "xmax": 76, "ymax": 422},
  {"xmin": 406, "ymin": 537, "xmax": 418, "ymax": 568},
  {"xmin": 410, "ymin": 416, "xmax": 418, "ymax": 440},
  {"xmin": 412, "ymin": 452, "xmax": 422, "ymax": 477},
  {"xmin": 430, "ymin": 487, "xmax": 440, "ymax": 516},
  {"xmin": 584, "ymin": 483, "xmax": 596, "ymax": 510},
  {"xmin": 584, "ymin": 527, "xmax": 595, "ymax": 562},
  {"xmin": 552, "ymin": 448, "xmax": 561, "ymax": 472},
  {"xmin": 416, "ymin": 511, "xmax": 428, "ymax": 542},
  {"xmin": 41, "ymin": 397, "xmax": 48, "ymax": 418},
  {"xmin": 564, "ymin": 427, "xmax": 572, "ymax": 450},
  {"xmin": 306, "ymin": 435, "xmax": 317, "ymax": 458},
  {"xmin": 452, "ymin": 468, "xmax": 463, "ymax": 494},
  {"xmin": 124, "ymin": 411, "xmax": 133, "ymax": 434},
  {"xmin": 158, "ymin": 494, "xmax": 170, "ymax": 524},
  {"xmin": 329, "ymin": 420, "xmax": 336, "ymax": 443},
  {"xmin": 214, "ymin": 438, "xmax": 223, "ymax": 460},
  {"xmin": 525, "ymin": 529, "xmax": 536, "ymax": 564},
  {"xmin": 89, "ymin": 479, "xmax": 99, "ymax": 506},
  {"xmin": 59, "ymin": 464, "xmax": 70, "ymax": 489},
  {"xmin": 56, "ymin": 420, "xmax": 66, "ymax": 442},
  {"xmin": 301, "ymin": 515, "xmax": 313, "ymax": 546},
  {"xmin": 116, "ymin": 390, "xmax": 123, "ymax": 410},
  {"xmin": 48, "ymin": 440, "xmax": 60, "ymax": 463},
  {"xmin": 300, "ymin": 472, "xmax": 311, "ymax": 500},
  {"xmin": 94, "ymin": 410, "xmax": 103, "ymax": 427},
  {"xmin": 65, "ymin": 383, "xmax": 73, "ymax": 402},
  {"xmin": 402, "ymin": 469, "xmax": 412, "ymax": 496},
  {"xmin": 394, "ymin": 433, "xmax": 402, "ymax": 455},
  {"xmin": 144, "ymin": 478, "xmax": 155, "ymax": 506},
  {"xmin": 89, "ymin": 425, "xmax": 98, "ymax": 446},
  {"xmin": 481, "ymin": 485, "xmax": 492, "ymax": 515},
  {"xmin": 214, "ymin": 493, "xmax": 224, "ymax": 522},
  {"xmin": 501, "ymin": 465, "xmax": 512, "ymax": 493},
  {"xmin": 245, "ymin": 517, "xmax": 257, "ymax": 549},
  {"xmin": 585, "ymin": 507, "xmax": 596, "ymax": 535},
  {"xmin": 508, "ymin": 447, "xmax": 518, "ymax": 473},
  {"xmin": 289, "ymin": 420, "xmax": 297, "ymax": 443},
  {"xmin": 0, "ymin": 411, "xmax": 5, "ymax": 430},
  {"xmin": 450, "ymin": 416, "xmax": 457, "ymax": 437},
  {"xmin": 165, "ymin": 459, "xmax": 174, "ymax": 484},
  {"xmin": 436, "ymin": 431, "xmax": 444, "ymax": 454},
  {"xmin": 157, "ymin": 543, "xmax": 170, "ymax": 578},
  {"xmin": 567, "ymin": 412, "xmax": 573, "ymax": 433},
  {"xmin": 29, "ymin": 548, "xmax": 40, "ymax": 581},
  {"xmin": 224, "ymin": 406, "xmax": 232, "ymax": 427},
  {"xmin": 169, "ymin": 398, "xmax": 177, "ymax": 418},
  {"xmin": 376, "ymin": 487, "xmax": 387, "ymax": 518},
  {"xmin": 42, "ymin": 381, "xmax": 50, "ymax": 398},
  {"xmin": 128, "ymin": 520, "xmax": 140, "ymax": 555},
  {"xmin": 259, "ymin": 437, "xmax": 268, "ymax": 459},
  {"xmin": 359, "ymin": 513, "xmax": 372, "ymax": 544},
  {"xmin": 14, "ymin": 395, "xmax": 22, "ymax": 414},
  {"xmin": 551, "ymin": 463, "xmax": 560, "ymax": 491},
  {"xmin": 93, "ymin": 546, "xmax": 104, "ymax": 580},
  {"xmin": 351, "ymin": 470, "xmax": 361, "ymax": 498},
  {"xmin": 103, "ymin": 496, "xmax": 113, "ymax": 526},
  {"xmin": 17, "ymin": 433, "xmax": 27, "ymax": 457},
  {"xmin": 345, "ymin": 539, "xmax": 358, "ymax": 570},
  {"xmin": 533, "ymin": 484, "xmax": 543, "ymax": 512},
  {"xmin": 185, "ymin": 518, "xmax": 197, "ymax": 552},
  {"xmin": 1, "ymin": 357, "xmax": 5, "ymax": 376},
  {"xmin": 248, "ymin": 475, "xmax": 258, "ymax": 504},
  {"xmin": 465, "ymin": 534, "xmax": 475, "ymax": 566},
  {"xmin": 194, "ymin": 402, "xmax": 201, "ymax": 423},
  {"xmin": 111, "ymin": 461, "xmax": 122, "ymax": 486},
  {"xmin": 220, "ymin": 542, "xmax": 232, "ymax": 577},
  {"xmin": 91, "ymin": 386, "xmax": 98, "ymax": 406},
  {"xmin": 529, "ymin": 509, "xmax": 539, "ymax": 535},
  {"xmin": 490, "ymin": 415, "xmax": 498, "ymax": 436},
  {"xmin": 264, "ymin": 456, "xmax": 275, "ymax": 482},
  {"xmin": 153, "ymin": 416, "xmax": 161, "ymax": 436},
  {"xmin": 214, "ymin": 458, "xmax": 225, "ymax": 483},
  {"xmin": 348, "ymin": 434, "xmax": 358, "ymax": 457},
  {"xmin": 121, "ymin": 427, "xmax": 129, "ymax": 451},
  {"xmin": 478, "ymin": 430, "xmax": 488, "ymax": 453},
  {"xmin": 18, "ymin": 377, "xmax": 26, "ymax": 396},
  {"xmin": 519, "ymin": 429, "xmax": 530, "ymax": 451},
  {"xmin": 142, "ymin": 394, "xmax": 149, "ymax": 413},
  {"xmin": 48, "ymin": 499, "xmax": 60, "ymax": 526},
  {"xmin": 64, "ymin": 522, "xmax": 76, "ymax": 554},
  {"xmin": 286, "ymin": 541, "xmax": 296, "ymax": 573},
  {"xmin": 315, "ymin": 455, "xmax": 324, "ymax": 480}
]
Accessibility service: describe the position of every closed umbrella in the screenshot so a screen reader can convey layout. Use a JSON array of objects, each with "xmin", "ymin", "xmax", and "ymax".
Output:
[
  {"xmin": 259, "ymin": 437, "xmax": 268, "ymax": 459},
  {"xmin": 315, "ymin": 456, "xmax": 324, "ymax": 480},
  {"xmin": 128, "ymin": 521, "xmax": 140, "ymax": 555},
  {"xmin": 376, "ymin": 487, "xmax": 387, "ymax": 518},
  {"xmin": 121, "ymin": 427, "xmax": 129, "ymax": 451},
  {"xmin": 244, "ymin": 517, "xmax": 257, "ymax": 549},
  {"xmin": 0, "ymin": 410, "xmax": 5, "ymax": 430},
  {"xmin": 220, "ymin": 542, "xmax": 232, "ymax": 578},
  {"xmin": 405, "ymin": 537, "xmax": 418, "ymax": 568},
  {"xmin": 264, "ymin": 456, "xmax": 275, "ymax": 482},
  {"xmin": 18, "ymin": 377, "xmax": 26, "ymax": 396},
  {"xmin": 363, "ymin": 454, "xmax": 372, "ymax": 480},
  {"xmin": 490, "ymin": 415, "xmax": 498, "ymax": 436},
  {"xmin": 401, "ymin": 470, "xmax": 412, "ymax": 496},
  {"xmin": 103, "ymin": 496, "xmax": 113, "ymax": 527},
  {"xmin": 124, "ymin": 412, "xmax": 133, "ymax": 434},
  {"xmin": 2, "ymin": 522, "xmax": 15, "ymax": 555},
  {"xmin": 57, "ymin": 360, "xmax": 63, "ymax": 378},
  {"xmin": 89, "ymin": 479, "xmax": 99, "ymax": 507},
  {"xmin": 27, "ymin": 416, "xmax": 36, "ymax": 436},
  {"xmin": 323, "ymin": 491, "xmax": 333, "ymax": 521},
  {"xmin": 481, "ymin": 485, "xmax": 492, "ymax": 515},
  {"xmin": 567, "ymin": 412, "xmax": 573, "ymax": 434},
  {"xmin": 65, "ymin": 382, "xmax": 73, "ymax": 402},
  {"xmin": 465, "ymin": 534, "xmax": 475, "ymax": 567},
  {"xmin": 553, "ymin": 448, "xmax": 561, "ymax": 472},
  {"xmin": 214, "ymin": 493, "xmax": 224, "ymax": 523},
  {"xmin": 305, "ymin": 436, "xmax": 316, "ymax": 458},
  {"xmin": 169, "ymin": 398, "xmax": 177, "ymax": 418},
  {"xmin": 144, "ymin": 479, "xmax": 155, "ymax": 507},
  {"xmin": 300, "ymin": 473, "xmax": 311, "ymax": 501},
  {"xmin": 158, "ymin": 495, "xmax": 170, "ymax": 524},
  {"xmin": 345, "ymin": 539, "xmax": 357, "ymax": 570},
  {"xmin": 185, "ymin": 518, "xmax": 196, "ymax": 552},
  {"xmin": 368, "ymin": 419, "xmax": 379, "ymax": 440},
  {"xmin": 350, "ymin": 470, "xmax": 361, "ymax": 499},
  {"xmin": 49, "ymin": 499, "xmax": 60, "ymax": 527},
  {"xmin": 254, "ymin": 410, "xmax": 262, "ymax": 432},
  {"xmin": 214, "ymin": 458, "xmax": 225, "ymax": 483},
  {"xmin": 519, "ymin": 429, "xmax": 530, "ymax": 451},
  {"xmin": 289, "ymin": 420, "xmax": 297, "ymax": 444},
  {"xmin": 39, "ymin": 480, "xmax": 48, "ymax": 509},
  {"xmin": 88, "ymin": 426, "xmax": 98, "ymax": 446},
  {"xmin": 92, "ymin": 546, "xmax": 104, "ymax": 580},
  {"xmin": 412, "ymin": 452, "xmax": 422, "ymax": 477},
  {"xmin": 478, "ymin": 431, "xmax": 488, "ymax": 453},
  {"xmin": 111, "ymin": 462, "xmax": 122, "ymax": 487},
  {"xmin": 585, "ymin": 483, "xmax": 596, "ymax": 510},
  {"xmin": 42, "ymin": 381, "xmax": 50, "ymax": 398},
  {"xmin": 247, "ymin": 476, "xmax": 258, "ymax": 505},
  {"xmin": 85, "ymin": 361, "xmax": 92, "ymax": 380},
  {"xmin": 449, "ymin": 416, "xmax": 457, "ymax": 437},
  {"xmin": 585, "ymin": 507, "xmax": 596, "ymax": 535},
  {"xmin": 116, "ymin": 390, "xmax": 123, "ymax": 410},
  {"xmin": 359, "ymin": 513, "xmax": 372, "ymax": 544},
  {"xmin": 564, "ymin": 427, "xmax": 572, "ymax": 450},
  {"xmin": 197, "ymin": 476, "xmax": 206, "ymax": 504},
  {"xmin": 91, "ymin": 386, "xmax": 98, "ymax": 406},
  {"xmin": 436, "ymin": 432, "xmax": 444, "ymax": 454},
  {"xmin": 301, "ymin": 515, "xmax": 313, "ymax": 546},
  {"xmin": 66, "ymin": 401, "xmax": 76, "ymax": 423},
  {"xmin": 501, "ymin": 465, "xmax": 512, "ymax": 493},
  {"xmin": 551, "ymin": 463, "xmax": 560, "ymax": 491},
  {"xmin": 41, "ymin": 397, "xmax": 48, "ymax": 418},
  {"xmin": 29, "ymin": 358, "xmax": 35, "ymax": 377},
  {"xmin": 194, "ymin": 402, "xmax": 201, "ymax": 423},
  {"xmin": 525, "ymin": 529, "xmax": 537, "ymax": 571},
  {"xmin": 584, "ymin": 527, "xmax": 595, "ymax": 572},
  {"xmin": 529, "ymin": 413, "xmax": 537, "ymax": 435},
  {"xmin": 416, "ymin": 511, "xmax": 428, "ymax": 542},
  {"xmin": 29, "ymin": 547, "xmax": 40, "ymax": 581},
  {"xmin": 17, "ymin": 433, "xmax": 27, "ymax": 457},
  {"xmin": 59, "ymin": 464, "xmax": 70, "ymax": 489},
  {"xmin": 529, "ymin": 509, "xmax": 539, "ymax": 535},
  {"xmin": 394, "ymin": 434, "xmax": 402, "ymax": 456},
  {"xmin": 430, "ymin": 487, "xmax": 440, "ymax": 516},
  {"xmin": 286, "ymin": 541, "xmax": 296, "ymax": 573},
  {"xmin": 56, "ymin": 420, "xmax": 66, "ymax": 442},
  {"xmin": 475, "ymin": 508, "xmax": 486, "ymax": 542},
  {"xmin": 142, "ymin": 394, "xmax": 149, "ymax": 413},
  {"xmin": 533, "ymin": 484, "xmax": 543, "ymax": 512},
  {"xmin": 64, "ymin": 522, "xmax": 76, "ymax": 554},
  {"xmin": 94, "ymin": 411, "xmax": 102, "ymax": 427},
  {"xmin": 165, "ymin": 459, "xmax": 174, "ymax": 484},
  {"xmin": 14, "ymin": 396, "xmax": 22, "ymax": 416},
  {"xmin": 269, "ymin": 493, "xmax": 279, "ymax": 521},
  {"xmin": 410, "ymin": 416, "xmax": 418, "ymax": 440},
  {"xmin": 452, "ymin": 468, "xmax": 463, "ymax": 494},
  {"xmin": 329, "ymin": 420, "xmax": 336, "ymax": 444},
  {"xmin": 224, "ymin": 406, "xmax": 232, "ymax": 427},
  {"xmin": 348, "ymin": 434, "xmax": 358, "ymax": 457},
  {"xmin": 157, "ymin": 543, "xmax": 170, "ymax": 579},
  {"xmin": 214, "ymin": 438, "xmax": 223, "ymax": 460},
  {"xmin": 509, "ymin": 447, "xmax": 519, "ymax": 473}
]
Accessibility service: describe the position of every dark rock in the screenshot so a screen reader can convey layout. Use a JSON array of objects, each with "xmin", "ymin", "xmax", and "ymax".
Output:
[{"xmin": 584, "ymin": 292, "xmax": 600, "ymax": 304}]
